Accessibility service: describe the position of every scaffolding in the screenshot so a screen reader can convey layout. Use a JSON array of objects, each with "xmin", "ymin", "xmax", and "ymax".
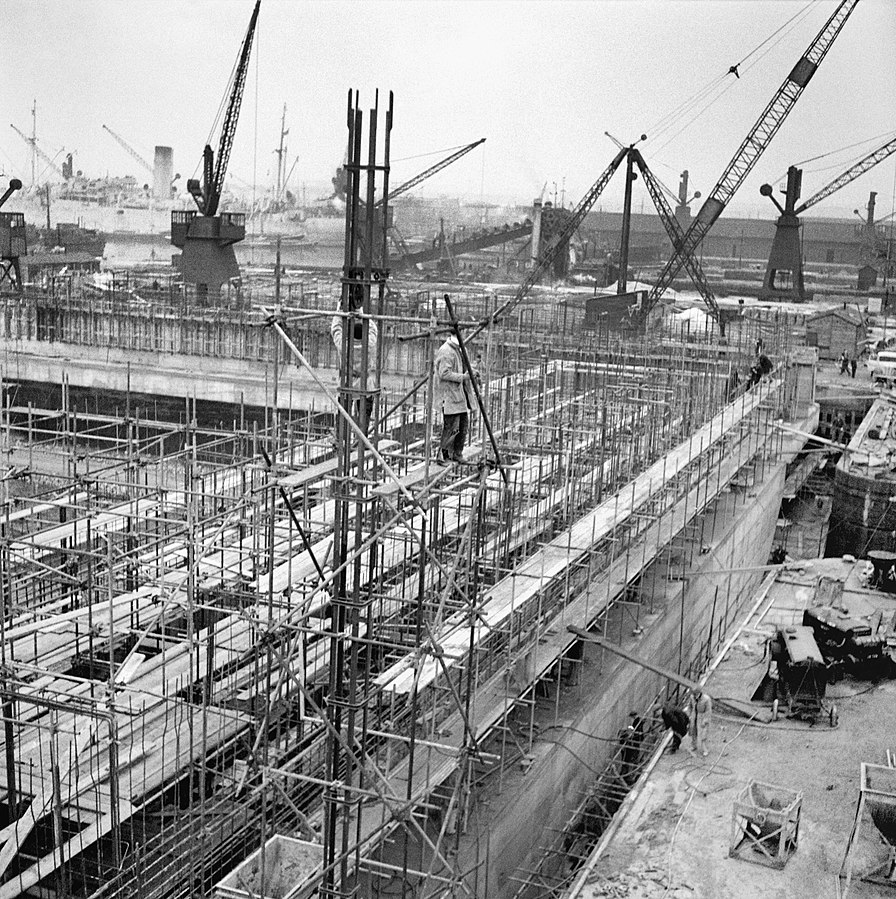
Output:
[{"xmin": 0, "ymin": 112, "xmax": 807, "ymax": 899}]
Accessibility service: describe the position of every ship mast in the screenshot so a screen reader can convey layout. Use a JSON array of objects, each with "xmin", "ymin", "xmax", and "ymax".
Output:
[{"xmin": 274, "ymin": 103, "xmax": 288, "ymax": 208}]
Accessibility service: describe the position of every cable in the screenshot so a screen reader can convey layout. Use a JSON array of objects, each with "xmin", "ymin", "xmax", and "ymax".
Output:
[
  {"xmin": 650, "ymin": 0, "xmax": 819, "ymax": 156},
  {"xmin": 392, "ymin": 144, "xmax": 469, "ymax": 164},
  {"xmin": 189, "ymin": 9, "xmax": 250, "ymax": 184},
  {"xmin": 659, "ymin": 713, "xmax": 757, "ymax": 898},
  {"xmin": 827, "ymin": 682, "xmax": 883, "ymax": 699},
  {"xmin": 731, "ymin": 0, "xmax": 820, "ymax": 70},
  {"xmin": 794, "ymin": 129, "xmax": 896, "ymax": 170}
]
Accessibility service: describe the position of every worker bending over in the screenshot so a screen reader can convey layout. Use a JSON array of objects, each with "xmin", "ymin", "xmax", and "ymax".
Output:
[{"xmin": 660, "ymin": 702, "xmax": 690, "ymax": 754}]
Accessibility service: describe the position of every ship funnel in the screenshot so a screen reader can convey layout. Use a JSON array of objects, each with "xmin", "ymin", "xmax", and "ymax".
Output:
[{"xmin": 153, "ymin": 146, "xmax": 174, "ymax": 201}]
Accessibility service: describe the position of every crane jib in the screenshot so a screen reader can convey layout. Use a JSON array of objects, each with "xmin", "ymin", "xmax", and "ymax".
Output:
[
  {"xmin": 639, "ymin": 0, "xmax": 861, "ymax": 319},
  {"xmin": 788, "ymin": 57, "xmax": 817, "ymax": 89}
]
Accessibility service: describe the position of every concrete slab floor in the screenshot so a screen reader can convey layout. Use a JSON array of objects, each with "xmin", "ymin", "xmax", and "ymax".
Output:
[{"xmin": 582, "ymin": 562, "xmax": 896, "ymax": 899}]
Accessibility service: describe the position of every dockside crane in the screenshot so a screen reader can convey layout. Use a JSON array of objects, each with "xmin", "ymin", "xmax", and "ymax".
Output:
[
  {"xmin": 366, "ymin": 137, "xmax": 486, "ymax": 263},
  {"xmin": 632, "ymin": 151, "xmax": 720, "ymax": 320},
  {"xmin": 636, "ymin": 0, "xmax": 861, "ymax": 330},
  {"xmin": 101, "ymin": 124, "xmax": 153, "ymax": 176},
  {"xmin": 470, "ymin": 144, "xmax": 718, "ymax": 335},
  {"xmin": 0, "ymin": 179, "xmax": 26, "ymax": 292},
  {"xmin": 171, "ymin": 0, "xmax": 260, "ymax": 300},
  {"xmin": 759, "ymin": 133, "xmax": 896, "ymax": 302},
  {"xmin": 377, "ymin": 137, "xmax": 485, "ymax": 207},
  {"xmin": 9, "ymin": 123, "xmax": 66, "ymax": 183},
  {"xmin": 462, "ymin": 148, "xmax": 628, "ymax": 338}
]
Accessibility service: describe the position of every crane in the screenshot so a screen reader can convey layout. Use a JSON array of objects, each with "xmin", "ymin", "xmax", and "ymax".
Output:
[
  {"xmin": 171, "ymin": 0, "xmax": 260, "ymax": 298},
  {"xmin": 797, "ymin": 135, "xmax": 896, "ymax": 213},
  {"xmin": 0, "ymin": 179, "xmax": 26, "ymax": 291},
  {"xmin": 377, "ymin": 137, "xmax": 486, "ymax": 207},
  {"xmin": 187, "ymin": 0, "xmax": 259, "ymax": 218},
  {"xmin": 638, "ymin": 0, "xmax": 861, "ymax": 326},
  {"xmin": 356, "ymin": 137, "xmax": 486, "ymax": 262},
  {"xmin": 102, "ymin": 124, "xmax": 153, "ymax": 174},
  {"xmin": 632, "ymin": 151, "xmax": 720, "ymax": 320},
  {"xmin": 9, "ymin": 123, "xmax": 65, "ymax": 181},
  {"xmin": 759, "ymin": 132, "xmax": 896, "ymax": 302},
  {"xmin": 460, "ymin": 148, "xmax": 628, "ymax": 341}
]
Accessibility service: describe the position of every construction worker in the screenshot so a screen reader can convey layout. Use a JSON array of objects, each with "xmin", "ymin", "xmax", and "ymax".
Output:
[
  {"xmin": 831, "ymin": 412, "xmax": 845, "ymax": 444},
  {"xmin": 435, "ymin": 333, "xmax": 478, "ymax": 463},
  {"xmin": 330, "ymin": 290, "xmax": 378, "ymax": 435},
  {"xmin": 660, "ymin": 701, "xmax": 690, "ymax": 754},
  {"xmin": 690, "ymin": 688, "xmax": 712, "ymax": 757}
]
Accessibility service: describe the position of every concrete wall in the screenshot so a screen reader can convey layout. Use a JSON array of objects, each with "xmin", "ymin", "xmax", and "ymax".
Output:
[
  {"xmin": 468, "ymin": 459, "xmax": 785, "ymax": 898},
  {"xmin": 0, "ymin": 339, "xmax": 419, "ymax": 411}
]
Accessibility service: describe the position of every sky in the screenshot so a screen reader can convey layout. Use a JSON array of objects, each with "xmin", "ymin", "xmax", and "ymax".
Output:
[{"xmin": 3, "ymin": 0, "xmax": 895, "ymax": 220}]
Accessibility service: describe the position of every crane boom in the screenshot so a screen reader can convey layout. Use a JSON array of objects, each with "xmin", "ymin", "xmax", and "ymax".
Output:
[
  {"xmin": 380, "ymin": 138, "xmax": 486, "ymax": 206},
  {"xmin": 512, "ymin": 149, "xmax": 625, "ymax": 307},
  {"xmin": 206, "ymin": 0, "xmax": 260, "ymax": 216},
  {"xmin": 9, "ymin": 124, "xmax": 64, "ymax": 179},
  {"xmin": 102, "ymin": 125, "xmax": 153, "ymax": 174},
  {"xmin": 465, "ymin": 148, "xmax": 627, "ymax": 342},
  {"xmin": 632, "ymin": 150, "xmax": 720, "ymax": 323},
  {"xmin": 641, "ymin": 0, "xmax": 861, "ymax": 317},
  {"xmin": 796, "ymin": 133, "xmax": 896, "ymax": 214}
]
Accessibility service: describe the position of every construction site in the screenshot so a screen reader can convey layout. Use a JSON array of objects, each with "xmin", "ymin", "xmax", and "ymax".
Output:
[
  {"xmin": 1, "ymin": 0, "xmax": 895, "ymax": 897},
  {"xmin": 0, "ymin": 260, "xmax": 818, "ymax": 899}
]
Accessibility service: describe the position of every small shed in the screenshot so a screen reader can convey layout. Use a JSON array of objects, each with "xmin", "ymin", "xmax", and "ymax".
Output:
[
  {"xmin": 669, "ymin": 305, "xmax": 717, "ymax": 340},
  {"xmin": 584, "ymin": 289, "xmax": 645, "ymax": 330},
  {"xmin": 805, "ymin": 306, "xmax": 866, "ymax": 361},
  {"xmin": 857, "ymin": 264, "xmax": 878, "ymax": 291},
  {"xmin": 22, "ymin": 251, "xmax": 101, "ymax": 284}
]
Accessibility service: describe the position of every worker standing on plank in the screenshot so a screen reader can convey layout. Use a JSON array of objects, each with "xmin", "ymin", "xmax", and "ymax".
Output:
[
  {"xmin": 691, "ymin": 687, "xmax": 712, "ymax": 757},
  {"xmin": 435, "ymin": 333, "xmax": 478, "ymax": 463}
]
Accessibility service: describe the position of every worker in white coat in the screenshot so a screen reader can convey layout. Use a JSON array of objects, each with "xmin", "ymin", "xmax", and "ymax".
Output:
[
  {"xmin": 690, "ymin": 687, "xmax": 712, "ymax": 757},
  {"xmin": 435, "ymin": 334, "xmax": 478, "ymax": 463}
]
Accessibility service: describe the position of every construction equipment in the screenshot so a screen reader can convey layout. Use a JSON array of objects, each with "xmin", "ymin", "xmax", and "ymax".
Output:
[
  {"xmin": 803, "ymin": 605, "xmax": 892, "ymax": 679},
  {"xmin": 460, "ymin": 148, "xmax": 627, "ymax": 338},
  {"xmin": 839, "ymin": 762, "xmax": 896, "ymax": 896},
  {"xmin": 855, "ymin": 190, "xmax": 895, "ymax": 287},
  {"xmin": 730, "ymin": 781, "xmax": 802, "ymax": 869},
  {"xmin": 101, "ymin": 124, "xmax": 154, "ymax": 174},
  {"xmin": 766, "ymin": 624, "xmax": 830, "ymax": 723},
  {"xmin": 396, "ymin": 219, "xmax": 533, "ymax": 272},
  {"xmin": 759, "ymin": 133, "xmax": 896, "ymax": 302},
  {"xmin": 632, "ymin": 150, "xmax": 720, "ymax": 323},
  {"xmin": 475, "ymin": 144, "xmax": 718, "ymax": 338},
  {"xmin": 380, "ymin": 137, "xmax": 485, "ymax": 207},
  {"xmin": 0, "ymin": 178, "xmax": 26, "ymax": 291},
  {"xmin": 638, "ymin": 0, "xmax": 861, "ymax": 326},
  {"xmin": 378, "ymin": 137, "xmax": 486, "ymax": 263},
  {"xmin": 170, "ymin": 0, "xmax": 259, "ymax": 300}
]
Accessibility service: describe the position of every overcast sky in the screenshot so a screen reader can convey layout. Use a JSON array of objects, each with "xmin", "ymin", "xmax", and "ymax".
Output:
[{"xmin": 4, "ymin": 0, "xmax": 895, "ymax": 219}]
